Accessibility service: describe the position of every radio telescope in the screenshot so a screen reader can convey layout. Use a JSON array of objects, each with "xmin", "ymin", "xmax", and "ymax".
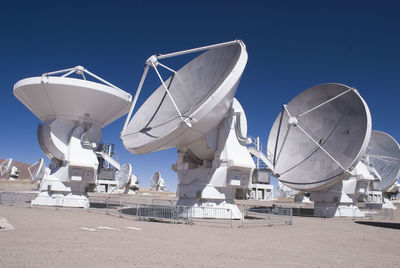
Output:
[
  {"xmin": 115, "ymin": 163, "xmax": 133, "ymax": 192},
  {"xmin": 0, "ymin": 158, "xmax": 19, "ymax": 180},
  {"xmin": 362, "ymin": 130, "xmax": 400, "ymax": 209},
  {"xmin": 0, "ymin": 158, "xmax": 13, "ymax": 178},
  {"xmin": 14, "ymin": 66, "xmax": 132, "ymax": 208},
  {"xmin": 267, "ymin": 83, "xmax": 372, "ymax": 217},
  {"xmin": 28, "ymin": 158, "xmax": 48, "ymax": 183},
  {"xmin": 121, "ymin": 40, "xmax": 255, "ymax": 218},
  {"xmin": 150, "ymin": 172, "xmax": 166, "ymax": 191},
  {"xmin": 365, "ymin": 131, "xmax": 400, "ymax": 192}
]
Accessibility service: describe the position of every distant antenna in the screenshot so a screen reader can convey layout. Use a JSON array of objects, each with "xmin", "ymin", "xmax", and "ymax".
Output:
[
  {"xmin": 364, "ymin": 130, "xmax": 400, "ymax": 192},
  {"xmin": 0, "ymin": 158, "xmax": 13, "ymax": 177},
  {"xmin": 150, "ymin": 172, "xmax": 166, "ymax": 191},
  {"xmin": 28, "ymin": 158, "xmax": 46, "ymax": 183},
  {"xmin": 115, "ymin": 163, "xmax": 132, "ymax": 189}
]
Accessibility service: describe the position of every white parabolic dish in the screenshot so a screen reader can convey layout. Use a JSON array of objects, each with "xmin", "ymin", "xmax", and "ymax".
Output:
[
  {"xmin": 267, "ymin": 83, "xmax": 372, "ymax": 191},
  {"xmin": 13, "ymin": 76, "xmax": 132, "ymax": 128},
  {"xmin": 121, "ymin": 41, "xmax": 247, "ymax": 154},
  {"xmin": 0, "ymin": 158, "xmax": 13, "ymax": 177},
  {"xmin": 365, "ymin": 130, "xmax": 400, "ymax": 192},
  {"xmin": 116, "ymin": 163, "xmax": 132, "ymax": 189},
  {"xmin": 30, "ymin": 158, "xmax": 46, "ymax": 183}
]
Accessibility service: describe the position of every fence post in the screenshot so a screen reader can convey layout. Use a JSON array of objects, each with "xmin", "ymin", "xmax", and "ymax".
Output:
[
  {"xmin": 136, "ymin": 203, "xmax": 140, "ymax": 221},
  {"xmin": 230, "ymin": 209, "xmax": 233, "ymax": 229},
  {"xmin": 185, "ymin": 206, "xmax": 189, "ymax": 225},
  {"xmin": 106, "ymin": 197, "xmax": 109, "ymax": 215},
  {"xmin": 270, "ymin": 208, "xmax": 274, "ymax": 227},
  {"xmin": 289, "ymin": 208, "xmax": 293, "ymax": 225},
  {"xmin": 118, "ymin": 200, "xmax": 122, "ymax": 218},
  {"xmin": 241, "ymin": 207, "xmax": 246, "ymax": 228}
]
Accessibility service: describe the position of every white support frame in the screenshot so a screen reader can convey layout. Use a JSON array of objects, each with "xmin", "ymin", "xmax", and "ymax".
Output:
[{"xmin": 41, "ymin": 65, "xmax": 125, "ymax": 93}]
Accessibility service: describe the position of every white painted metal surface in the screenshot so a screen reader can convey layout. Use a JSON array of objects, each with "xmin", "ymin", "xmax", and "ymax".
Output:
[
  {"xmin": 14, "ymin": 69, "xmax": 132, "ymax": 128},
  {"xmin": 0, "ymin": 158, "xmax": 13, "ymax": 177},
  {"xmin": 121, "ymin": 40, "xmax": 247, "ymax": 154},
  {"xmin": 267, "ymin": 83, "xmax": 374, "ymax": 218},
  {"xmin": 14, "ymin": 67, "xmax": 132, "ymax": 208},
  {"xmin": 116, "ymin": 163, "xmax": 132, "ymax": 189},
  {"xmin": 365, "ymin": 130, "xmax": 400, "ymax": 192},
  {"xmin": 121, "ymin": 41, "xmax": 253, "ymax": 219},
  {"xmin": 150, "ymin": 172, "xmax": 166, "ymax": 191},
  {"xmin": 267, "ymin": 83, "xmax": 372, "ymax": 191},
  {"xmin": 28, "ymin": 158, "xmax": 47, "ymax": 183}
]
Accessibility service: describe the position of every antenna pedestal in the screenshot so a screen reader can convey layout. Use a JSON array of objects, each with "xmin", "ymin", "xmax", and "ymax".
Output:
[
  {"xmin": 31, "ymin": 119, "xmax": 100, "ymax": 208},
  {"xmin": 382, "ymin": 198, "xmax": 397, "ymax": 210},
  {"xmin": 311, "ymin": 177, "xmax": 365, "ymax": 217},
  {"xmin": 173, "ymin": 101, "xmax": 255, "ymax": 219},
  {"xmin": 31, "ymin": 191, "xmax": 90, "ymax": 208}
]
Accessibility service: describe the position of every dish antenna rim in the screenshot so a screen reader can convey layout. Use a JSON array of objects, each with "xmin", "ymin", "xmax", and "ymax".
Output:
[
  {"xmin": 120, "ymin": 39, "xmax": 247, "ymax": 154},
  {"xmin": 366, "ymin": 130, "xmax": 400, "ymax": 192},
  {"xmin": 0, "ymin": 158, "xmax": 13, "ymax": 177},
  {"xmin": 268, "ymin": 83, "xmax": 372, "ymax": 191},
  {"xmin": 115, "ymin": 163, "xmax": 133, "ymax": 189},
  {"xmin": 28, "ymin": 158, "xmax": 46, "ymax": 183},
  {"xmin": 13, "ymin": 66, "xmax": 132, "ymax": 128}
]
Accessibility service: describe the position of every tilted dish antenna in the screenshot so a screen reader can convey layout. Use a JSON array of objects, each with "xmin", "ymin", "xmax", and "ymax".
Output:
[
  {"xmin": 14, "ymin": 66, "xmax": 132, "ymax": 208},
  {"xmin": 14, "ymin": 66, "xmax": 131, "ymax": 128},
  {"xmin": 121, "ymin": 40, "xmax": 254, "ymax": 219},
  {"xmin": 121, "ymin": 40, "xmax": 247, "ymax": 153},
  {"xmin": 150, "ymin": 172, "xmax": 165, "ymax": 191},
  {"xmin": 364, "ymin": 130, "xmax": 400, "ymax": 192},
  {"xmin": 28, "ymin": 158, "xmax": 47, "ymax": 183},
  {"xmin": 267, "ymin": 83, "xmax": 372, "ymax": 192},
  {"xmin": 115, "ymin": 163, "xmax": 132, "ymax": 189},
  {"xmin": 150, "ymin": 172, "xmax": 161, "ymax": 190},
  {"xmin": 0, "ymin": 158, "xmax": 13, "ymax": 177}
]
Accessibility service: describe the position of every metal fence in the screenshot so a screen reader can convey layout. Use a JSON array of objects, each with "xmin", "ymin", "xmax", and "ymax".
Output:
[
  {"xmin": 0, "ymin": 192, "xmax": 37, "ymax": 205},
  {"xmin": 87, "ymin": 197, "xmax": 235, "ymax": 227},
  {"xmin": 186, "ymin": 206, "xmax": 234, "ymax": 228},
  {"xmin": 136, "ymin": 204, "xmax": 235, "ymax": 227},
  {"xmin": 241, "ymin": 207, "xmax": 293, "ymax": 227},
  {"xmin": 364, "ymin": 208, "xmax": 394, "ymax": 220},
  {"xmin": 136, "ymin": 204, "xmax": 190, "ymax": 224},
  {"xmin": 291, "ymin": 206, "xmax": 395, "ymax": 219},
  {"xmin": 87, "ymin": 197, "xmax": 130, "ymax": 218}
]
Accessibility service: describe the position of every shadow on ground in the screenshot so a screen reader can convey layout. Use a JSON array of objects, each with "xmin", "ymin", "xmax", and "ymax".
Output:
[{"xmin": 354, "ymin": 221, "xmax": 400, "ymax": 230}]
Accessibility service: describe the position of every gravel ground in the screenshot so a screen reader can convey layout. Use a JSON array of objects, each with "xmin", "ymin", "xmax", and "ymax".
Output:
[{"xmin": 0, "ymin": 200, "xmax": 399, "ymax": 267}]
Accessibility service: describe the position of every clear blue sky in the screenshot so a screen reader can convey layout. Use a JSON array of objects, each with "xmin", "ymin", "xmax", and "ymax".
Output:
[{"xmin": 0, "ymin": 1, "xmax": 399, "ymax": 191}]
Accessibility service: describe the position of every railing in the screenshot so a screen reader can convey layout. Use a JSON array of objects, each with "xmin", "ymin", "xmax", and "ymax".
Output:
[
  {"xmin": 136, "ymin": 204, "xmax": 190, "ymax": 224},
  {"xmin": 0, "ymin": 192, "xmax": 37, "ymax": 205},
  {"xmin": 241, "ymin": 207, "xmax": 293, "ymax": 227},
  {"xmin": 292, "ymin": 206, "xmax": 395, "ymax": 219},
  {"xmin": 247, "ymin": 136, "xmax": 274, "ymax": 170},
  {"xmin": 186, "ymin": 206, "xmax": 234, "ymax": 228},
  {"xmin": 87, "ymin": 197, "xmax": 235, "ymax": 228},
  {"xmin": 364, "ymin": 208, "xmax": 394, "ymax": 220}
]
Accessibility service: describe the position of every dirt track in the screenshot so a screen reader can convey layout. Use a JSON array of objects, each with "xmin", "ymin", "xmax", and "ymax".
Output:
[{"xmin": 0, "ymin": 201, "xmax": 399, "ymax": 267}]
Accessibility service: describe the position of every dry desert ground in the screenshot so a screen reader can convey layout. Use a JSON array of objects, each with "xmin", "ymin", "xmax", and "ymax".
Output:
[{"xmin": 0, "ymin": 180, "xmax": 399, "ymax": 267}]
